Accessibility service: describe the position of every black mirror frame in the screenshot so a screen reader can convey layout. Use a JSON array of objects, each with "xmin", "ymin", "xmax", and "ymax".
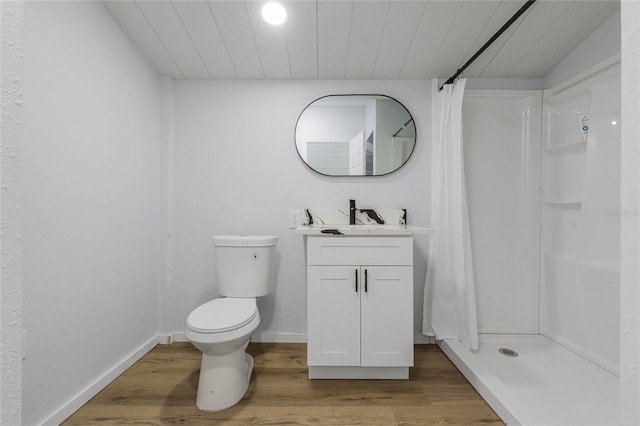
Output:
[{"xmin": 294, "ymin": 94, "xmax": 416, "ymax": 177}]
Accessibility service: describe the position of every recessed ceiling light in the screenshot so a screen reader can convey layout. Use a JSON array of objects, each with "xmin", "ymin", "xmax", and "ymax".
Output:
[{"xmin": 262, "ymin": 2, "xmax": 286, "ymax": 25}]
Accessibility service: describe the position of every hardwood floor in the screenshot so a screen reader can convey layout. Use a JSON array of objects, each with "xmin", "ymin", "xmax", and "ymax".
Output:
[{"xmin": 63, "ymin": 343, "xmax": 503, "ymax": 425}]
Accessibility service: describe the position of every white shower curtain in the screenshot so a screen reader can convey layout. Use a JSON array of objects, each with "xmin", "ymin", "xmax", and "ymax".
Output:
[{"xmin": 423, "ymin": 78, "xmax": 479, "ymax": 351}]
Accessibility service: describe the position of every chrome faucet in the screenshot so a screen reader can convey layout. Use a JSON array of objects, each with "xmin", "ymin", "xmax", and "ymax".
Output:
[{"xmin": 349, "ymin": 199, "xmax": 357, "ymax": 225}]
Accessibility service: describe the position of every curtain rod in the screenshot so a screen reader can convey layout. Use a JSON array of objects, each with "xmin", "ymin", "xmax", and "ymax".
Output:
[
  {"xmin": 439, "ymin": 0, "xmax": 538, "ymax": 91},
  {"xmin": 393, "ymin": 118, "xmax": 414, "ymax": 137}
]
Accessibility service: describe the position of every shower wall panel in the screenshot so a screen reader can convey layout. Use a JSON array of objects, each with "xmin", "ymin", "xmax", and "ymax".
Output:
[
  {"xmin": 463, "ymin": 91, "xmax": 542, "ymax": 334},
  {"xmin": 540, "ymin": 60, "xmax": 621, "ymax": 375}
]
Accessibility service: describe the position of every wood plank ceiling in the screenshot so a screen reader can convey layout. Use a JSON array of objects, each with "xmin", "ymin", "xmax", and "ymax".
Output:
[{"xmin": 102, "ymin": 0, "xmax": 619, "ymax": 80}]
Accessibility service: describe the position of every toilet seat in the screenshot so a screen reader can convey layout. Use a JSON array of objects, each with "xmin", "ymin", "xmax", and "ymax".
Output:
[{"xmin": 187, "ymin": 298, "xmax": 257, "ymax": 334}]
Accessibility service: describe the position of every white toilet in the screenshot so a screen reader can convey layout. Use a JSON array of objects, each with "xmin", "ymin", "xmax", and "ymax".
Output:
[{"xmin": 185, "ymin": 234, "xmax": 278, "ymax": 412}]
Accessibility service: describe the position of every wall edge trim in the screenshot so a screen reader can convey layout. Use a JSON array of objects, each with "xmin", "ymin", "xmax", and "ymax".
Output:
[{"xmin": 42, "ymin": 336, "xmax": 158, "ymax": 425}]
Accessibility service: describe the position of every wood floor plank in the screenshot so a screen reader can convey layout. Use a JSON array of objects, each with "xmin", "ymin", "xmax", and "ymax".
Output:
[
  {"xmin": 63, "ymin": 342, "xmax": 503, "ymax": 425},
  {"xmin": 65, "ymin": 405, "xmax": 399, "ymax": 425}
]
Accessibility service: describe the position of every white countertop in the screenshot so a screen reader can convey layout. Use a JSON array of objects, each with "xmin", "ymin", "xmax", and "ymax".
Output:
[{"xmin": 294, "ymin": 224, "xmax": 434, "ymax": 236}]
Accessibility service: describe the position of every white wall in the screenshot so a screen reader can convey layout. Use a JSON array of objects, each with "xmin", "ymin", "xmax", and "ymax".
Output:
[
  {"xmin": 170, "ymin": 80, "xmax": 432, "ymax": 340},
  {"xmin": 22, "ymin": 2, "xmax": 161, "ymax": 424}
]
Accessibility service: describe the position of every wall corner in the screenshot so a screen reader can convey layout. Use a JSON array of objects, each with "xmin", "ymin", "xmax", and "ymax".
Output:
[{"xmin": 0, "ymin": 1, "xmax": 24, "ymax": 424}]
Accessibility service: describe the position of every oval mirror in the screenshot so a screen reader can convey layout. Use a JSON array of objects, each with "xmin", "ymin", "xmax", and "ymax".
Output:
[{"xmin": 295, "ymin": 95, "xmax": 416, "ymax": 176}]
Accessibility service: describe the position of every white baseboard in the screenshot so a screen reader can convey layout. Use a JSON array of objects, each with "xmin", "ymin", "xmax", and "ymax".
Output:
[
  {"xmin": 157, "ymin": 333, "xmax": 174, "ymax": 345},
  {"xmin": 414, "ymin": 333, "xmax": 436, "ymax": 344},
  {"xmin": 44, "ymin": 336, "xmax": 157, "ymax": 425},
  {"xmin": 171, "ymin": 332, "xmax": 434, "ymax": 345},
  {"xmin": 171, "ymin": 332, "xmax": 189, "ymax": 343},
  {"xmin": 170, "ymin": 331, "xmax": 307, "ymax": 343},
  {"xmin": 251, "ymin": 332, "xmax": 307, "ymax": 343}
]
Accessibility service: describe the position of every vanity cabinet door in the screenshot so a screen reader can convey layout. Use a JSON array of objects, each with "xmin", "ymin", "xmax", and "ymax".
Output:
[
  {"xmin": 307, "ymin": 265, "xmax": 413, "ymax": 368},
  {"xmin": 360, "ymin": 266, "xmax": 414, "ymax": 367},
  {"xmin": 307, "ymin": 265, "xmax": 361, "ymax": 366}
]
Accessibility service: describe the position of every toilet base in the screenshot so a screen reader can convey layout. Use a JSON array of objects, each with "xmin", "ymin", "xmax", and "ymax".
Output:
[{"xmin": 195, "ymin": 348, "xmax": 254, "ymax": 411}]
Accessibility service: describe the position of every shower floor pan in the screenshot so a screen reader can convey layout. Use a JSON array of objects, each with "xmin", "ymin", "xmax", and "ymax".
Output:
[{"xmin": 440, "ymin": 334, "xmax": 618, "ymax": 425}]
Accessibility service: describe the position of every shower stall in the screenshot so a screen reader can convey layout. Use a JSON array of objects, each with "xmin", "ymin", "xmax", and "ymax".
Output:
[{"xmin": 441, "ymin": 57, "xmax": 621, "ymax": 425}]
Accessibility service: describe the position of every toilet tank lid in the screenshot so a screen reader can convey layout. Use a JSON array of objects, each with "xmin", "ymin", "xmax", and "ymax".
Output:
[{"xmin": 213, "ymin": 235, "xmax": 278, "ymax": 247}]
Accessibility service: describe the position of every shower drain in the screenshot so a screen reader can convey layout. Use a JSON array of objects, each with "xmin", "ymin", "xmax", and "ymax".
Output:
[{"xmin": 498, "ymin": 347, "xmax": 519, "ymax": 357}]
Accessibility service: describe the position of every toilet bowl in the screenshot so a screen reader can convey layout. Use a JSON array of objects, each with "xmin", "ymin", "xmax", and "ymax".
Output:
[
  {"xmin": 185, "ymin": 235, "xmax": 278, "ymax": 412},
  {"xmin": 185, "ymin": 298, "xmax": 260, "ymax": 411}
]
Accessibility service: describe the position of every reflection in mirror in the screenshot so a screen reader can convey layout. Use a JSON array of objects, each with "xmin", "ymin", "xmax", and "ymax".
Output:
[{"xmin": 295, "ymin": 95, "xmax": 416, "ymax": 176}]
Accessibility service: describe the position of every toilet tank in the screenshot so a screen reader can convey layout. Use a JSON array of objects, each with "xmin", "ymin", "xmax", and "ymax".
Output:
[{"xmin": 213, "ymin": 235, "xmax": 278, "ymax": 297}]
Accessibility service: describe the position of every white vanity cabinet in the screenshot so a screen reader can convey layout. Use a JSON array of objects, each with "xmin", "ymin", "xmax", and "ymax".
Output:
[{"xmin": 306, "ymin": 236, "xmax": 414, "ymax": 379}]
